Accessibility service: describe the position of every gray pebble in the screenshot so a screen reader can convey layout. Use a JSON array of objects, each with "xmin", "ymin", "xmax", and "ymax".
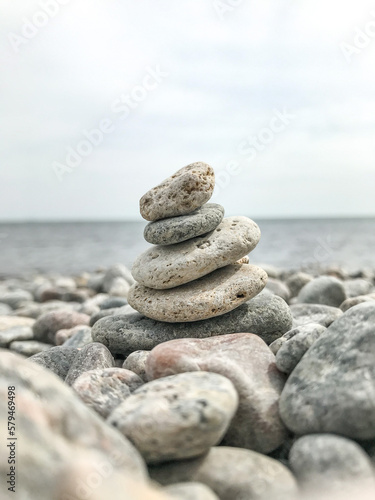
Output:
[
  {"xmin": 0, "ymin": 290, "xmax": 33, "ymax": 309},
  {"xmin": 265, "ymin": 278, "xmax": 291, "ymax": 302},
  {"xmin": 123, "ymin": 350, "xmax": 150, "ymax": 382},
  {"xmin": 144, "ymin": 203, "xmax": 224, "ymax": 245},
  {"xmin": 92, "ymin": 294, "xmax": 293, "ymax": 356},
  {"xmin": 63, "ymin": 326, "xmax": 93, "ymax": 348},
  {"xmin": 9, "ymin": 340, "xmax": 52, "ymax": 357},
  {"xmin": 30, "ymin": 346, "xmax": 78, "ymax": 379},
  {"xmin": 33, "ymin": 310, "xmax": 90, "ymax": 344},
  {"xmin": 72, "ymin": 367, "xmax": 143, "ymax": 418},
  {"xmin": 290, "ymin": 303, "xmax": 342, "ymax": 327},
  {"xmin": 0, "ymin": 326, "xmax": 34, "ymax": 347},
  {"xmin": 340, "ymin": 294, "xmax": 375, "ymax": 312},
  {"xmin": 289, "ymin": 434, "xmax": 375, "ymax": 493},
  {"xmin": 344, "ymin": 278, "xmax": 374, "ymax": 298},
  {"xmin": 285, "ymin": 272, "xmax": 313, "ymax": 298},
  {"xmin": 297, "ymin": 276, "xmax": 347, "ymax": 307},
  {"xmin": 107, "ymin": 371, "xmax": 238, "ymax": 464},
  {"xmin": 275, "ymin": 323, "xmax": 327, "ymax": 374},
  {"xmin": 279, "ymin": 302, "xmax": 375, "ymax": 439},
  {"xmin": 100, "ymin": 297, "xmax": 128, "ymax": 310},
  {"xmin": 65, "ymin": 342, "xmax": 114, "ymax": 386},
  {"xmin": 149, "ymin": 446, "xmax": 298, "ymax": 500}
]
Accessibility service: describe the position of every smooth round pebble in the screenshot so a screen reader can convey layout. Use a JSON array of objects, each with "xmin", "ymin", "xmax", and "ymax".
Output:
[
  {"xmin": 296, "ymin": 276, "xmax": 347, "ymax": 307},
  {"xmin": 107, "ymin": 371, "xmax": 238, "ymax": 464},
  {"xmin": 289, "ymin": 434, "xmax": 375, "ymax": 493},
  {"xmin": 144, "ymin": 203, "xmax": 224, "ymax": 245},
  {"xmin": 123, "ymin": 350, "xmax": 150, "ymax": 382}
]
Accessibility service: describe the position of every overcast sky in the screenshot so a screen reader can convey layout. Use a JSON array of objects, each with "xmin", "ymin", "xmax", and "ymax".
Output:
[{"xmin": 1, "ymin": 0, "xmax": 375, "ymax": 221}]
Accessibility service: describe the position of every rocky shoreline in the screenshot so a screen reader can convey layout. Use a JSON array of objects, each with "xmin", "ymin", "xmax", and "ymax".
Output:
[{"xmin": 1, "ymin": 162, "xmax": 375, "ymax": 500}]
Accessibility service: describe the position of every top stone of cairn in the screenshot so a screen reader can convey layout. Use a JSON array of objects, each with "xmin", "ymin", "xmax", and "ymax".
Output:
[{"xmin": 139, "ymin": 162, "xmax": 215, "ymax": 221}]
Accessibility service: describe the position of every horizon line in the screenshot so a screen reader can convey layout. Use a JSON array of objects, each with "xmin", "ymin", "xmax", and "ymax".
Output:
[{"xmin": 1, "ymin": 215, "xmax": 375, "ymax": 224}]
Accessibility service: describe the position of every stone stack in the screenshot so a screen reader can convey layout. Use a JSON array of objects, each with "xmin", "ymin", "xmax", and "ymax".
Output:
[{"xmin": 127, "ymin": 162, "xmax": 268, "ymax": 322}]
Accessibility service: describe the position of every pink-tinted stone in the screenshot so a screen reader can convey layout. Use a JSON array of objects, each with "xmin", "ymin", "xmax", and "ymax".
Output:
[
  {"xmin": 33, "ymin": 310, "xmax": 90, "ymax": 344},
  {"xmin": 146, "ymin": 333, "xmax": 287, "ymax": 454}
]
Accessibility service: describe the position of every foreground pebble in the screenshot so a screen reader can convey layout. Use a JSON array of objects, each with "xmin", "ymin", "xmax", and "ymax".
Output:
[
  {"xmin": 149, "ymin": 446, "xmax": 298, "ymax": 500},
  {"xmin": 279, "ymin": 302, "xmax": 375, "ymax": 439},
  {"xmin": 73, "ymin": 367, "xmax": 143, "ymax": 418},
  {"xmin": 146, "ymin": 333, "xmax": 287, "ymax": 454},
  {"xmin": 289, "ymin": 434, "xmax": 375, "ymax": 493},
  {"xmin": 0, "ymin": 350, "xmax": 147, "ymax": 500},
  {"xmin": 92, "ymin": 294, "xmax": 293, "ymax": 356},
  {"xmin": 107, "ymin": 371, "xmax": 238, "ymax": 464},
  {"xmin": 132, "ymin": 217, "xmax": 261, "ymax": 289},
  {"xmin": 128, "ymin": 264, "xmax": 267, "ymax": 322},
  {"xmin": 144, "ymin": 203, "xmax": 225, "ymax": 245},
  {"xmin": 140, "ymin": 162, "xmax": 215, "ymax": 221}
]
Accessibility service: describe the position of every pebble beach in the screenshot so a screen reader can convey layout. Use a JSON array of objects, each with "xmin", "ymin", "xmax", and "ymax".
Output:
[{"xmin": 1, "ymin": 163, "xmax": 375, "ymax": 500}]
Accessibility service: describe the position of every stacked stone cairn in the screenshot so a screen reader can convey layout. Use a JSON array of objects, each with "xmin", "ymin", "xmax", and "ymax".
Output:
[{"xmin": 127, "ymin": 161, "xmax": 268, "ymax": 322}]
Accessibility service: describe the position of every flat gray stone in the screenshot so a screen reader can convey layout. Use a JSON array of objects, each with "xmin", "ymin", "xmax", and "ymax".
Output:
[
  {"xmin": 65, "ymin": 342, "xmax": 115, "ymax": 386},
  {"xmin": 107, "ymin": 372, "xmax": 238, "ymax": 464},
  {"xmin": 149, "ymin": 446, "xmax": 298, "ymax": 500},
  {"xmin": 140, "ymin": 162, "xmax": 215, "ymax": 221},
  {"xmin": 132, "ymin": 217, "xmax": 261, "ymax": 289},
  {"xmin": 92, "ymin": 294, "xmax": 293, "ymax": 356},
  {"xmin": 289, "ymin": 434, "xmax": 375, "ymax": 493},
  {"xmin": 30, "ymin": 346, "xmax": 78, "ymax": 379},
  {"xmin": 128, "ymin": 264, "xmax": 267, "ymax": 322},
  {"xmin": 144, "ymin": 203, "xmax": 224, "ymax": 245},
  {"xmin": 340, "ymin": 294, "xmax": 375, "ymax": 312},
  {"xmin": 297, "ymin": 276, "xmax": 347, "ymax": 307},
  {"xmin": 279, "ymin": 302, "xmax": 375, "ymax": 439},
  {"xmin": 290, "ymin": 303, "xmax": 343, "ymax": 327}
]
